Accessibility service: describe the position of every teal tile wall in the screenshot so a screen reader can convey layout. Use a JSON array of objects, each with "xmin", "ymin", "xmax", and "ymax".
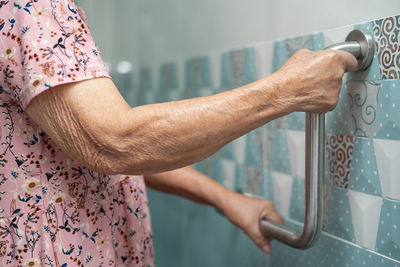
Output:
[{"xmin": 114, "ymin": 14, "xmax": 400, "ymax": 267}]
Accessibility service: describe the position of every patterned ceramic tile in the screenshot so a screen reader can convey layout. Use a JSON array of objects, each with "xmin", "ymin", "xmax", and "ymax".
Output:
[
  {"xmin": 324, "ymin": 186, "xmax": 355, "ymax": 243},
  {"xmin": 257, "ymin": 125, "xmax": 274, "ymax": 170},
  {"xmin": 374, "ymin": 138, "xmax": 400, "ymax": 201},
  {"xmin": 326, "ymin": 83, "xmax": 354, "ymax": 136},
  {"xmin": 185, "ymin": 56, "xmax": 211, "ymax": 90},
  {"xmin": 287, "ymin": 130, "xmax": 305, "ymax": 179},
  {"xmin": 158, "ymin": 62, "xmax": 178, "ymax": 90},
  {"xmin": 245, "ymin": 128, "xmax": 262, "ymax": 167},
  {"xmin": 272, "ymin": 32, "xmax": 324, "ymax": 73},
  {"xmin": 244, "ymin": 165, "xmax": 262, "ymax": 196},
  {"xmin": 346, "ymin": 80, "xmax": 382, "ymax": 137},
  {"xmin": 326, "ymin": 134, "xmax": 354, "ymax": 189},
  {"xmin": 346, "ymin": 21, "xmax": 382, "ymax": 81},
  {"xmin": 271, "ymin": 171, "xmax": 293, "ymax": 218},
  {"xmin": 271, "ymin": 229, "xmax": 400, "ymax": 267},
  {"xmin": 220, "ymin": 47, "xmax": 257, "ymax": 90},
  {"xmin": 287, "ymin": 112, "xmax": 306, "ymax": 131},
  {"xmin": 259, "ymin": 169, "xmax": 275, "ymax": 202},
  {"xmin": 270, "ymin": 129, "xmax": 292, "ymax": 174},
  {"xmin": 289, "ymin": 177, "xmax": 305, "ymax": 222},
  {"xmin": 219, "ymin": 158, "xmax": 236, "ymax": 191},
  {"xmin": 209, "ymin": 50, "xmax": 222, "ymax": 90},
  {"xmin": 234, "ymin": 163, "xmax": 246, "ymax": 193},
  {"xmin": 219, "ymin": 141, "xmax": 235, "ymax": 161},
  {"xmin": 139, "ymin": 67, "xmax": 153, "ymax": 91},
  {"xmin": 133, "ymin": 14, "xmax": 400, "ymax": 267},
  {"xmin": 348, "ymin": 189, "xmax": 383, "ymax": 250},
  {"xmin": 376, "ymin": 198, "xmax": 400, "ymax": 260},
  {"xmin": 375, "ymin": 80, "xmax": 400, "ymax": 140},
  {"xmin": 349, "ymin": 137, "xmax": 382, "ymax": 197},
  {"xmin": 254, "ymin": 41, "xmax": 274, "ymax": 78},
  {"xmin": 373, "ymin": 15, "xmax": 400, "ymax": 80},
  {"xmin": 272, "ymin": 39, "xmax": 287, "ymax": 72}
]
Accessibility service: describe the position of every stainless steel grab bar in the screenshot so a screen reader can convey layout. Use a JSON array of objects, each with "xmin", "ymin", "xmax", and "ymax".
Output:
[{"xmin": 258, "ymin": 29, "xmax": 374, "ymax": 249}]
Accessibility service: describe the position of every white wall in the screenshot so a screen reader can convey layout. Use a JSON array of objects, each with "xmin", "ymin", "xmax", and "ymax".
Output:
[{"xmin": 76, "ymin": 0, "xmax": 400, "ymax": 66}]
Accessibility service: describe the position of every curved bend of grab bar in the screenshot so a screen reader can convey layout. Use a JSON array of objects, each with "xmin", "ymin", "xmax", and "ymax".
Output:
[
  {"xmin": 259, "ymin": 113, "xmax": 325, "ymax": 249},
  {"xmin": 258, "ymin": 29, "xmax": 374, "ymax": 249}
]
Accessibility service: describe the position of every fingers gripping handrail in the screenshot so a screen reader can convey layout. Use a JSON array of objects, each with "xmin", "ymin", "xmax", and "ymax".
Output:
[{"xmin": 258, "ymin": 29, "xmax": 374, "ymax": 249}]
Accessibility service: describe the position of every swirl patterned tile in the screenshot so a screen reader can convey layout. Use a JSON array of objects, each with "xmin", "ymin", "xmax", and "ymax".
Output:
[
  {"xmin": 373, "ymin": 15, "xmax": 400, "ymax": 80},
  {"xmin": 326, "ymin": 82, "xmax": 354, "ymax": 136},
  {"xmin": 346, "ymin": 21, "xmax": 382, "ymax": 82},
  {"xmin": 326, "ymin": 134, "xmax": 354, "ymax": 189},
  {"xmin": 347, "ymin": 80, "xmax": 382, "ymax": 137},
  {"xmin": 375, "ymin": 198, "xmax": 400, "ymax": 260},
  {"xmin": 349, "ymin": 137, "xmax": 382, "ymax": 197},
  {"xmin": 375, "ymin": 80, "xmax": 400, "ymax": 140}
]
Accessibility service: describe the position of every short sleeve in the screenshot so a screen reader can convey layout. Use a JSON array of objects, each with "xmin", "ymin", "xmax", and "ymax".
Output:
[{"xmin": 0, "ymin": 0, "xmax": 111, "ymax": 110}]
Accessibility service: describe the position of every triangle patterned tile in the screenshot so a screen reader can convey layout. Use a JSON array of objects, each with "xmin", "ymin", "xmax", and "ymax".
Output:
[
  {"xmin": 375, "ymin": 80, "xmax": 400, "ymax": 140},
  {"xmin": 348, "ymin": 189, "xmax": 383, "ymax": 250},
  {"xmin": 349, "ymin": 137, "xmax": 382, "ymax": 196},
  {"xmin": 324, "ymin": 186, "xmax": 355, "ymax": 242},
  {"xmin": 375, "ymin": 198, "xmax": 400, "ymax": 260},
  {"xmin": 374, "ymin": 138, "xmax": 400, "ymax": 201}
]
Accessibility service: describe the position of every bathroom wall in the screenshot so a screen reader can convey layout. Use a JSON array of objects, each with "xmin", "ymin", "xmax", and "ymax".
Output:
[
  {"xmin": 111, "ymin": 15, "xmax": 400, "ymax": 267},
  {"xmin": 74, "ymin": 1, "xmax": 400, "ymax": 266}
]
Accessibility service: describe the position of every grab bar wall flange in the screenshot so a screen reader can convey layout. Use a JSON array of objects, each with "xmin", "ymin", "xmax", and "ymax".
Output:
[{"xmin": 258, "ymin": 29, "xmax": 374, "ymax": 249}]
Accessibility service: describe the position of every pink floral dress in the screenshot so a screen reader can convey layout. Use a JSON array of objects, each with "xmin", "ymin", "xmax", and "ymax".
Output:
[{"xmin": 0, "ymin": 1, "xmax": 154, "ymax": 266}]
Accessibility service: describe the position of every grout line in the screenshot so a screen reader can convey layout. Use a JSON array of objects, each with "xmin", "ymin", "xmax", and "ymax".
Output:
[{"xmin": 284, "ymin": 218, "xmax": 400, "ymax": 264}]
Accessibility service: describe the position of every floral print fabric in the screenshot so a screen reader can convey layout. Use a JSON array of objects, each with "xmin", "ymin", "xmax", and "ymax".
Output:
[{"xmin": 0, "ymin": 0, "xmax": 154, "ymax": 266}]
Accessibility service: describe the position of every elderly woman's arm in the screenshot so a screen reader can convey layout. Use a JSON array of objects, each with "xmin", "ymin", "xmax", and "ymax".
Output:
[
  {"xmin": 144, "ymin": 166, "xmax": 283, "ymax": 254},
  {"xmin": 26, "ymin": 49, "xmax": 357, "ymax": 175}
]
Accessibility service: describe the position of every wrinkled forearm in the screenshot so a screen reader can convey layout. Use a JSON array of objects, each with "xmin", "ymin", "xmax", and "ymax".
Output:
[
  {"xmin": 27, "ymin": 75, "xmax": 289, "ymax": 176},
  {"xmin": 109, "ymin": 74, "xmax": 290, "ymax": 175}
]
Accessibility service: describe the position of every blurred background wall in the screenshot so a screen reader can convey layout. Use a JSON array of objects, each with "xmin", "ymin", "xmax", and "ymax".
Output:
[{"xmin": 76, "ymin": 0, "xmax": 400, "ymax": 67}]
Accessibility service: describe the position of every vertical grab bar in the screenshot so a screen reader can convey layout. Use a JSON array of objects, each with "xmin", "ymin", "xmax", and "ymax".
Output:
[{"xmin": 258, "ymin": 29, "xmax": 374, "ymax": 249}]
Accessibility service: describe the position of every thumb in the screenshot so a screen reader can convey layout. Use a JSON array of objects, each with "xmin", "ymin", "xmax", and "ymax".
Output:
[{"xmin": 336, "ymin": 50, "xmax": 359, "ymax": 72}]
